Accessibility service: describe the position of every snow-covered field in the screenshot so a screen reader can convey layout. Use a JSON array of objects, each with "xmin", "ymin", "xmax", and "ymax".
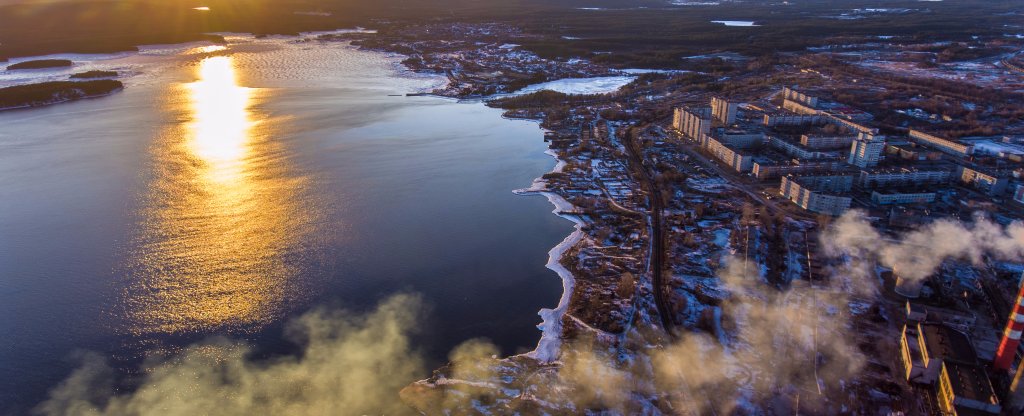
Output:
[
  {"xmin": 514, "ymin": 76, "xmax": 636, "ymax": 95},
  {"xmin": 711, "ymin": 20, "xmax": 760, "ymax": 27},
  {"xmin": 971, "ymin": 140, "xmax": 1024, "ymax": 156}
]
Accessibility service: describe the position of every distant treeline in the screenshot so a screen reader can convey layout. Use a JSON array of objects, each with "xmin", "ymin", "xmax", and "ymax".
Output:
[
  {"xmin": 1, "ymin": 0, "xmax": 1022, "ymax": 67},
  {"xmin": 0, "ymin": 80, "xmax": 122, "ymax": 109},
  {"xmin": 488, "ymin": 90, "xmax": 606, "ymax": 109}
]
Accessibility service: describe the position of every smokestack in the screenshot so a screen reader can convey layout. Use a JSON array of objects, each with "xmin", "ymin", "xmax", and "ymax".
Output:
[
  {"xmin": 994, "ymin": 276, "xmax": 1024, "ymax": 371},
  {"xmin": 893, "ymin": 268, "xmax": 923, "ymax": 299}
]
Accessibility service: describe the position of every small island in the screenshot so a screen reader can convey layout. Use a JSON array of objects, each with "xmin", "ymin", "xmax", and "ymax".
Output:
[
  {"xmin": 6, "ymin": 59, "xmax": 73, "ymax": 70},
  {"xmin": 0, "ymin": 80, "xmax": 123, "ymax": 110},
  {"xmin": 69, "ymin": 70, "xmax": 118, "ymax": 79}
]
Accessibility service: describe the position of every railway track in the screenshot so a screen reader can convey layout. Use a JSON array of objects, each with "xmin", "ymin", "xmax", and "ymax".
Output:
[{"xmin": 623, "ymin": 125, "xmax": 675, "ymax": 335}]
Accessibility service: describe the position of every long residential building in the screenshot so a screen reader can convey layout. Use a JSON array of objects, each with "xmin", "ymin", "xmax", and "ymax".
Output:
[
  {"xmin": 714, "ymin": 131, "xmax": 764, "ymax": 148},
  {"xmin": 779, "ymin": 175, "xmax": 853, "ymax": 215},
  {"xmin": 909, "ymin": 129, "xmax": 974, "ymax": 156},
  {"xmin": 763, "ymin": 113, "xmax": 825, "ymax": 127},
  {"xmin": 752, "ymin": 161, "xmax": 846, "ymax": 180},
  {"xmin": 783, "ymin": 99, "xmax": 819, "ymax": 115},
  {"xmin": 801, "ymin": 134, "xmax": 855, "ymax": 150},
  {"xmin": 782, "ymin": 87, "xmax": 818, "ymax": 108},
  {"xmin": 768, "ymin": 136, "xmax": 843, "ymax": 160},
  {"xmin": 703, "ymin": 134, "xmax": 754, "ymax": 172},
  {"xmin": 859, "ymin": 168, "xmax": 952, "ymax": 188},
  {"xmin": 673, "ymin": 107, "xmax": 712, "ymax": 141},
  {"xmin": 871, "ymin": 191, "xmax": 937, "ymax": 205}
]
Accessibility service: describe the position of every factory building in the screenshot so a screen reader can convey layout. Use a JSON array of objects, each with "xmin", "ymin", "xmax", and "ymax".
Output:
[
  {"xmin": 779, "ymin": 175, "xmax": 853, "ymax": 215},
  {"xmin": 673, "ymin": 107, "xmax": 712, "ymax": 141},
  {"xmin": 937, "ymin": 362, "xmax": 1001, "ymax": 415},
  {"xmin": 801, "ymin": 134, "xmax": 855, "ymax": 150},
  {"xmin": 848, "ymin": 132, "xmax": 886, "ymax": 168},
  {"xmin": 711, "ymin": 96, "xmax": 739, "ymax": 125},
  {"xmin": 899, "ymin": 319, "xmax": 1002, "ymax": 415},
  {"xmin": 859, "ymin": 168, "xmax": 952, "ymax": 188},
  {"xmin": 871, "ymin": 191, "xmax": 937, "ymax": 205},
  {"xmin": 957, "ymin": 166, "xmax": 1009, "ymax": 196},
  {"xmin": 909, "ymin": 129, "xmax": 975, "ymax": 157},
  {"xmin": 900, "ymin": 323, "xmax": 977, "ymax": 385}
]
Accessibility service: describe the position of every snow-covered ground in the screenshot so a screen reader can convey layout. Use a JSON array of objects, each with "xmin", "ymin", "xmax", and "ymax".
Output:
[
  {"xmin": 514, "ymin": 148, "xmax": 583, "ymax": 363},
  {"xmin": 711, "ymin": 20, "xmax": 760, "ymax": 27},
  {"xmin": 513, "ymin": 76, "xmax": 636, "ymax": 95},
  {"xmin": 971, "ymin": 140, "xmax": 1024, "ymax": 156}
]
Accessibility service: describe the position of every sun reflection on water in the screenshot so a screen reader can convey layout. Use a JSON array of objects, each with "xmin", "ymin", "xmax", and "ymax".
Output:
[
  {"xmin": 124, "ymin": 56, "xmax": 312, "ymax": 339},
  {"xmin": 188, "ymin": 56, "xmax": 250, "ymax": 181}
]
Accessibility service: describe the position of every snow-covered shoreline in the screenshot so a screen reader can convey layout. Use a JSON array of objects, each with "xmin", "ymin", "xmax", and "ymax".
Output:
[{"xmin": 513, "ymin": 148, "xmax": 583, "ymax": 363}]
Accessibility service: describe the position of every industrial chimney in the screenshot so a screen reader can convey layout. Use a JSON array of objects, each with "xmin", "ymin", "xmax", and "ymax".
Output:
[
  {"xmin": 994, "ymin": 277, "xmax": 1024, "ymax": 371},
  {"xmin": 893, "ymin": 268, "xmax": 923, "ymax": 299}
]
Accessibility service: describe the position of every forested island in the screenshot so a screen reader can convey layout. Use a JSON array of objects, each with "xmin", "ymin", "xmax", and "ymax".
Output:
[
  {"xmin": 0, "ymin": 80, "xmax": 122, "ymax": 110},
  {"xmin": 6, "ymin": 59, "xmax": 73, "ymax": 70},
  {"xmin": 69, "ymin": 70, "xmax": 117, "ymax": 79}
]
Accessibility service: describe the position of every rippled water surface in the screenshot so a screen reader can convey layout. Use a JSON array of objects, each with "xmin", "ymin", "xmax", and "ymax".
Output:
[{"xmin": 0, "ymin": 35, "xmax": 570, "ymax": 412}]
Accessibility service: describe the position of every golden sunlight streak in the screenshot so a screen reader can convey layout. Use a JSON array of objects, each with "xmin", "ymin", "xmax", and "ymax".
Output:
[
  {"xmin": 187, "ymin": 56, "xmax": 250, "ymax": 182},
  {"xmin": 123, "ymin": 55, "xmax": 313, "ymax": 338}
]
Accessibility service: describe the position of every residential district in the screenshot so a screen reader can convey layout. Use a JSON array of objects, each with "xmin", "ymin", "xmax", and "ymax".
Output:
[{"xmin": 333, "ymin": 20, "xmax": 1024, "ymax": 415}]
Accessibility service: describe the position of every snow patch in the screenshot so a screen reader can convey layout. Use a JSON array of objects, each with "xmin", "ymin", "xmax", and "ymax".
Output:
[
  {"xmin": 514, "ymin": 147, "xmax": 582, "ymax": 363},
  {"xmin": 513, "ymin": 76, "xmax": 636, "ymax": 95}
]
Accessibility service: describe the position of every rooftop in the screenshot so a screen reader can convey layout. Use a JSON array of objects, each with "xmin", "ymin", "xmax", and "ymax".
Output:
[
  {"xmin": 943, "ymin": 361, "xmax": 999, "ymax": 405},
  {"xmin": 919, "ymin": 323, "xmax": 976, "ymax": 363}
]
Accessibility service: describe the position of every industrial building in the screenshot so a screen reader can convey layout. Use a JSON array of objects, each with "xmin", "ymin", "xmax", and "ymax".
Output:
[
  {"xmin": 899, "ymin": 323, "xmax": 977, "ymax": 385},
  {"xmin": 937, "ymin": 361, "xmax": 1001, "ymax": 415}
]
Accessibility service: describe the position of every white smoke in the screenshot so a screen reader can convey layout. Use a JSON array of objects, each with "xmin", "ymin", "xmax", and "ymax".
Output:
[
  {"xmin": 36, "ymin": 295, "xmax": 428, "ymax": 416},
  {"xmin": 823, "ymin": 210, "xmax": 1024, "ymax": 282},
  {"xmin": 41, "ymin": 210, "xmax": 1022, "ymax": 415},
  {"xmin": 650, "ymin": 256, "xmax": 865, "ymax": 414}
]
